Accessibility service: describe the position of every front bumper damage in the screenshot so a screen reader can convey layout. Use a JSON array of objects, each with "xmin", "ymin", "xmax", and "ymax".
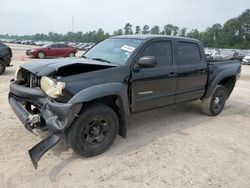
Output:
[{"xmin": 9, "ymin": 83, "xmax": 82, "ymax": 169}]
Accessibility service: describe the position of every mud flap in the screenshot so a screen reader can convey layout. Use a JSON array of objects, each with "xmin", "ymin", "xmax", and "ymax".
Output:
[{"xmin": 28, "ymin": 133, "xmax": 62, "ymax": 169}]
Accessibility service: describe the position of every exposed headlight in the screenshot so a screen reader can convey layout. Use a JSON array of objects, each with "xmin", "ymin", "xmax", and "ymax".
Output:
[
  {"xmin": 40, "ymin": 76, "xmax": 65, "ymax": 98},
  {"xmin": 14, "ymin": 67, "xmax": 22, "ymax": 81}
]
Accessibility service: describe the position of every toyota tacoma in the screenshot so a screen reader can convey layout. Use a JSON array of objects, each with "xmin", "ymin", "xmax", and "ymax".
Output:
[{"xmin": 9, "ymin": 35, "xmax": 241, "ymax": 168}]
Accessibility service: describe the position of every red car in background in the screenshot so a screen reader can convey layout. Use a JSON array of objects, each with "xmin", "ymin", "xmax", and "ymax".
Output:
[{"xmin": 26, "ymin": 43, "xmax": 78, "ymax": 59}]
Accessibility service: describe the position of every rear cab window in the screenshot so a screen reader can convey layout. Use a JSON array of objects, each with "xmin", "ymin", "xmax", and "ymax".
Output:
[{"xmin": 176, "ymin": 42, "xmax": 201, "ymax": 65}]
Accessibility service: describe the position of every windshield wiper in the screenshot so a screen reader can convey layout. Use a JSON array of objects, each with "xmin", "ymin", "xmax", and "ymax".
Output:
[{"xmin": 91, "ymin": 58, "xmax": 112, "ymax": 64}]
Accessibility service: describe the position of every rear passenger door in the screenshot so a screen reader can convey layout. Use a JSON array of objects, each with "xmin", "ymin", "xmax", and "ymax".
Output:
[
  {"xmin": 47, "ymin": 44, "xmax": 61, "ymax": 57},
  {"xmin": 131, "ymin": 40, "xmax": 177, "ymax": 112},
  {"xmin": 175, "ymin": 41, "xmax": 207, "ymax": 103},
  {"xmin": 58, "ymin": 44, "xmax": 69, "ymax": 56}
]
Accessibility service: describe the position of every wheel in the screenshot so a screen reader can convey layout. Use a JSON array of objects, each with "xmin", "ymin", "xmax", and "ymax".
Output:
[
  {"xmin": 37, "ymin": 51, "xmax": 45, "ymax": 59},
  {"xmin": 0, "ymin": 60, "xmax": 6, "ymax": 75},
  {"xmin": 67, "ymin": 103, "xmax": 119, "ymax": 157},
  {"xmin": 68, "ymin": 52, "xmax": 75, "ymax": 57},
  {"xmin": 202, "ymin": 85, "xmax": 227, "ymax": 116}
]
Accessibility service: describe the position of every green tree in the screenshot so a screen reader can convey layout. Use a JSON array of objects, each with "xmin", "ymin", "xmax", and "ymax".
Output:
[
  {"xmin": 113, "ymin": 29, "xmax": 123, "ymax": 36},
  {"xmin": 135, "ymin": 26, "xmax": 141, "ymax": 34},
  {"xmin": 179, "ymin": 28, "xmax": 187, "ymax": 37},
  {"xmin": 221, "ymin": 9, "xmax": 250, "ymax": 48},
  {"xmin": 142, "ymin": 25, "xmax": 150, "ymax": 34},
  {"xmin": 2, "ymin": 9, "xmax": 250, "ymax": 48},
  {"xmin": 150, "ymin": 25, "xmax": 160, "ymax": 34},
  {"xmin": 187, "ymin": 29, "xmax": 202, "ymax": 40},
  {"xmin": 172, "ymin": 26, "xmax": 179, "ymax": 36},
  {"xmin": 95, "ymin": 28, "xmax": 106, "ymax": 42},
  {"xmin": 163, "ymin": 24, "xmax": 174, "ymax": 35},
  {"xmin": 124, "ymin": 23, "xmax": 133, "ymax": 35},
  {"xmin": 202, "ymin": 24, "xmax": 222, "ymax": 47}
]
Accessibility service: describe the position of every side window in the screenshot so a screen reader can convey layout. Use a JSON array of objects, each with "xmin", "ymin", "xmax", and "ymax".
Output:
[
  {"xmin": 141, "ymin": 41, "xmax": 173, "ymax": 67},
  {"xmin": 59, "ymin": 44, "xmax": 68, "ymax": 48},
  {"xmin": 50, "ymin": 44, "xmax": 59, "ymax": 48},
  {"xmin": 176, "ymin": 42, "xmax": 201, "ymax": 65}
]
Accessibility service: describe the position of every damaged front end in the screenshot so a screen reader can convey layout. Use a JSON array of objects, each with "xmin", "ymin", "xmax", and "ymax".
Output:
[{"xmin": 9, "ymin": 67, "xmax": 82, "ymax": 169}]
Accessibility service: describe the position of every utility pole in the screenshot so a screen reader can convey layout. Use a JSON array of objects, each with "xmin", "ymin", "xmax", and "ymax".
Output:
[{"xmin": 72, "ymin": 15, "xmax": 74, "ymax": 33}]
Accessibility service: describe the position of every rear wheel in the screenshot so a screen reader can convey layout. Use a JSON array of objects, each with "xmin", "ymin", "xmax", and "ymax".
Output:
[
  {"xmin": 202, "ymin": 85, "xmax": 227, "ymax": 116},
  {"xmin": 67, "ymin": 103, "xmax": 119, "ymax": 157},
  {"xmin": 37, "ymin": 51, "xmax": 45, "ymax": 59},
  {"xmin": 0, "ymin": 60, "xmax": 6, "ymax": 75}
]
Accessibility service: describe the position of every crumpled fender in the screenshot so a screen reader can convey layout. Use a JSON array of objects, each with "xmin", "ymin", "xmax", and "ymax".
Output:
[{"xmin": 69, "ymin": 83, "xmax": 130, "ymax": 116}]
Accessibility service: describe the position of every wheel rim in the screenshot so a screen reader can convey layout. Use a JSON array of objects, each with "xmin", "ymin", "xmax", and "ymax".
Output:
[
  {"xmin": 82, "ymin": 117, "xmax": 110, "ymax": 145},
  {"xmin": 212, "ymin": 91, "xmax": 225, "ymax": 112},
  {"xmin": 38, "ymin": 52, "xmax": 44, "ymax": 58}
]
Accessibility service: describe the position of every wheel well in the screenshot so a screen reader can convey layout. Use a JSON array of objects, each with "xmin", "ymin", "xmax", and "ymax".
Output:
[
  {"xmin": 0, "ymin": 58, "xmax": 6, "ymax": 66},
  {"xmin": 0, "ymin": 57, "xmax": 5, "ymax": 63},
  {"xmin": 82, "ymin": 95, "xmax": 127, "ymax": 138},
  {"xmin": 218, "ymin": 76, "xmax": 236, "ymax": 98}
]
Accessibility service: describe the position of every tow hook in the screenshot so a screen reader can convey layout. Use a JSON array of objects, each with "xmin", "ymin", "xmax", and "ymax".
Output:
[
  {"xmin": 27, "ymin": 114, "xmax": 40, "ymax": 135},
  {"xmin": 28, "ymin": 114, "xmax": 40, "ymax": 125}
]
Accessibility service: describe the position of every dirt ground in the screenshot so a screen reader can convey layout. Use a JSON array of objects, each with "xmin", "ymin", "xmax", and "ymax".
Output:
[{"xmin": 0, "ymin": 44, "xmax": 250, "ymax": 188}]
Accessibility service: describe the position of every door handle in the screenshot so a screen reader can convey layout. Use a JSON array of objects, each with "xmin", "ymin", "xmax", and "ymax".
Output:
[{"xmin": 168, "ymin": 72, "xmax": 177, "ymax": 77}]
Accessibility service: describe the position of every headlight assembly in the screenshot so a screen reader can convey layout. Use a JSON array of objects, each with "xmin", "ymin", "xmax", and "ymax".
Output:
[
  {"xmin": 14, "ymin": 67, "xmax": 22, "ymax": 81},
  {"xmin": 40, "ymin": 76, "xmax": 65, "ymax": 98}
]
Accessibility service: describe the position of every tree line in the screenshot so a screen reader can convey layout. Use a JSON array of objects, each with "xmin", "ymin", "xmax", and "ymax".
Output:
[{"xmin": 1, "ymin": 9, "xmax": 250, "ymax": 49}]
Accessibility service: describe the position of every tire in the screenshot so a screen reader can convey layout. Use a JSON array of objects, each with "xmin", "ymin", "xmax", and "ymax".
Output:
[
  {"xmin": 67, "ymin": 103, "xmax": 119, "ymax": 157},
  {"xmin": 0, "ymin": 60, "xmax": 6, "ymax": 75},
  {"xmin": 68, "ymin": 52, "xmax": 75, "ymax": 57},
  {"xmin": 202, "ymin": 85, "xmax": 228, "ymax": 116},
  {"xmin": 37, "ymin": 51, "xmax": 45, "ymax": 59}
]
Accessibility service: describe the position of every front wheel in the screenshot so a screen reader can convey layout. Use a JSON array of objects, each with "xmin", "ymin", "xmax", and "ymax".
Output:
[
  {"xmin": 67, "ymin": 103, "xmax": 119, "ymax": 157},
  {"xmin": 202, "ymin": 85, "xmax": 227, "ymax": 116},
  {"xmin": 37, "ymin": 51, "xmax": 45, "ymax": 59}
]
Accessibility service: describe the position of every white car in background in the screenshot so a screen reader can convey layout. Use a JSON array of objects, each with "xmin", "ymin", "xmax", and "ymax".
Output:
[{"xmin": 242, "ymin": 55, "xmax": 250, "ymax": 65}]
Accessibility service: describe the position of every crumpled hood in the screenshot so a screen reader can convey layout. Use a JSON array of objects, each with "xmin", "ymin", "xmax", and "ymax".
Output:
[{"xmin": 21, "ymin": 57, "xmax": 118, "ymax": 77}]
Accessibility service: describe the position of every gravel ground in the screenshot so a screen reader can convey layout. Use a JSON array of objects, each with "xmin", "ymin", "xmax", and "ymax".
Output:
[{"xmin": 1, "ymin": 44, "xmax": 250, "ymax": 188}]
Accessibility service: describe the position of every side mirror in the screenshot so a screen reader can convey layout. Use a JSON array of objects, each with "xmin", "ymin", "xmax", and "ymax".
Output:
[{"xmin": 136, "ymin": 56, "xmax": 156, "ymax": 70}]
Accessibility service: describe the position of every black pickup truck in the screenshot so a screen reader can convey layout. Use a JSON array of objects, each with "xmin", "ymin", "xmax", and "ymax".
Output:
[
  {"xmin": 9, "ymin": 35, "xmax": 241, "ymax": 168},
  {"xmin": 0, "ymin": 42, "xmax": 12, "ymax": 74}
]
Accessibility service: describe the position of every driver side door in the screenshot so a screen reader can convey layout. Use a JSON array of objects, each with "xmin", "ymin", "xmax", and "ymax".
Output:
[{"xmin": 131, "ymin": 40, "xmax": 177, "ymax": 113}]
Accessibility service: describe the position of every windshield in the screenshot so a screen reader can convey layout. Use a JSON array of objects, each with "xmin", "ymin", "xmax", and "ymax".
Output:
[
  {"xmin": 84, "ymin": 38, "xmax": 142, "ymax": 65},
  {"xmin": 42, "ymin": 43, "xmax": 53, "ymax": 48}
]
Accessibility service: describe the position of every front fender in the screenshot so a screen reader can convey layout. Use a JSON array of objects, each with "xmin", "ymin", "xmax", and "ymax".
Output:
[{"xmin": 68, "ymin": 83, "xmax": 130, "ymax": 117}]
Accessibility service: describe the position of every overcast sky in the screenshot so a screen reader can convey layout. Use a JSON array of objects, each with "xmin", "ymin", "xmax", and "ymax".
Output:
[{"xmin": 0, "ymin": 0, "xmax": 249, "ymax": 35}]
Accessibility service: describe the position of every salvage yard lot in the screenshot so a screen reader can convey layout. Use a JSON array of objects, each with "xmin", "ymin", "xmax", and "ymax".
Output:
[{"xmin": 0, "ymin": 43, "xmax": 250, "ymax": 188}]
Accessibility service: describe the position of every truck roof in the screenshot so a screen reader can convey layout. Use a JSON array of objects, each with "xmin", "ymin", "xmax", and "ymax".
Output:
[{"xmin": 111, "ymin": 34, "xmax": 201, "ymax": 43}]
